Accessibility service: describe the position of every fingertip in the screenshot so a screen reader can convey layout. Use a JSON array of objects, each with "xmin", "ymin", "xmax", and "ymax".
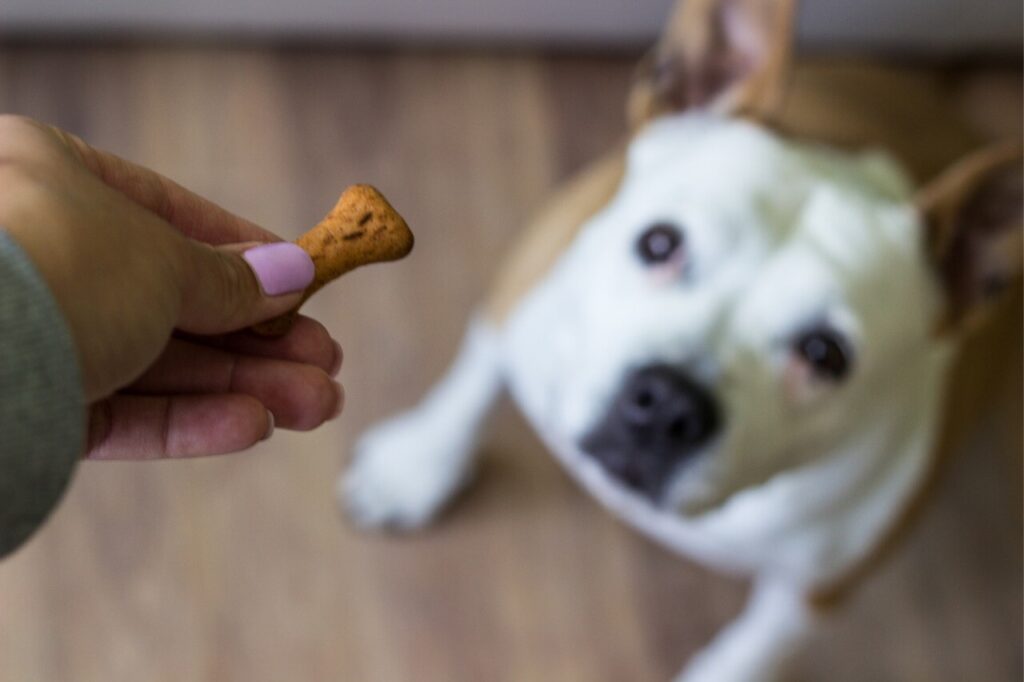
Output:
[
  {"xmin": 262, "ymin": 409, "xmax": 275, "ymax": 441},
  {"xmin": 329, "ymin": 340, "xmax": 344, "ymax": 378},
  {"xmin": 304, "ymin": 378, "xmax": 343, "ymax": 430},
  {"xmin": 308, "ymin": 377, "xmax": 344, "ymax": 428},
  {"xmin": 330, "ymin": 381, "xmax": 345, "ymax": 420},
  {"xmin": 266, "ymin": 369, "xmax": 341, "ymax": 431}
]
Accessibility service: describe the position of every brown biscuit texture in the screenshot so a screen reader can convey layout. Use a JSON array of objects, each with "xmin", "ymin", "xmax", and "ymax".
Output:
[{"xmin": 253, "ymin": 184, "xmax": 413, "ymax": 336}]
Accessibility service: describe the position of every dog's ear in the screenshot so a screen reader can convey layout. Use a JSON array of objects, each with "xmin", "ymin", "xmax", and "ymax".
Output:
[
  {"xmin": 628, "ymin": 0, "xmax": 797, "ymax": 130},
  {"xmin": 918, "ymin": 142, "xmax": 1023, "ymax": 333}
]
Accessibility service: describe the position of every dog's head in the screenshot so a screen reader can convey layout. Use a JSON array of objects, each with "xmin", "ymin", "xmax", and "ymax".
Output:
[{"xmin": 546, "ymin": 0, "xmax": 1023, "ymax": 513}]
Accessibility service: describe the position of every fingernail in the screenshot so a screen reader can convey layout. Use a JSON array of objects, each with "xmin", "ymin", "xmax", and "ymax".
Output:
[
  {"xmin": 242, "ymin": 243, "xmax": 315, "ymax": 296},
  {"xmin": 329, "ymin": 340, "xmax": 343, "ymax": 377},
  {"xmin": 330, "ymin": 382, "xmax": 345, "ymax": 420},
  {"xmin": 262, "ymin": 410, "xmax": 275, "ymax": 441}
]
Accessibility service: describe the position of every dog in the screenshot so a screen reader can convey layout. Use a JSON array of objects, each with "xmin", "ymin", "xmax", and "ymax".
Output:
[{"xmin": 341, "ymin": 0, "xmax": 1022, "ymax": 679}]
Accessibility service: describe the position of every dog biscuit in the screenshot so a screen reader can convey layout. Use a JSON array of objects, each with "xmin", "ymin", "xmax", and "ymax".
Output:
[{"xmin": 252, "ymin": 184, "xmax": 413, "ymax": 336}]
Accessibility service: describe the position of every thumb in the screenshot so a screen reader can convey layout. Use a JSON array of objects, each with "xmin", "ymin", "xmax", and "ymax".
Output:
[{"xmin": 176, "ymin": 240, "xmax": 315, "ymax": 334}]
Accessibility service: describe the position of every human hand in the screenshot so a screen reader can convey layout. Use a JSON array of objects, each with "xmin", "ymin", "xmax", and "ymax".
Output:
[{"xmin": 0, "ymin": 115, "xmax": 344, "ymax": 459}]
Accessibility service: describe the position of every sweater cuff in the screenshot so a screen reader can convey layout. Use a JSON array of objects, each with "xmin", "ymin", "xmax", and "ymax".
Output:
[{"xmin": 0, "ymin": 229, "xmax": 85, "ymax": 558}]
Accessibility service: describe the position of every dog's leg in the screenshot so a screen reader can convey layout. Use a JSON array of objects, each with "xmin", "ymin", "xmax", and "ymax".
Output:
[
  {"xmin": 341, "ymin": 319, "xmax": 504, "ymax": 529},
  {"xmin": 676, "ymin": 579, "xmax": 818, "ymax": 682}
]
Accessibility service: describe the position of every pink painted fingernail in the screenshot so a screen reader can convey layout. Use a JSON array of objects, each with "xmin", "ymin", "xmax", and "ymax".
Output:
[{"xmin": 242, "ymin": 243, "xmax": 315, "ymax": 296}]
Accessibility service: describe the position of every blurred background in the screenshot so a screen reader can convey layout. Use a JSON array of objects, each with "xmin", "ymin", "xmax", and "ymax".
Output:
[
  {"xmin": 3, "ymin": 0, "xmax": 1023, "ymax": 51},
  {"xmin": 0, "ymin": 1, "xmax": 1020, "ymax": 681}
]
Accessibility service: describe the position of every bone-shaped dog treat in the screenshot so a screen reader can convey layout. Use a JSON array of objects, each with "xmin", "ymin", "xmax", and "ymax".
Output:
[{"xmin": 252, "ymin": 184, "xmax": 413, "ymax": 336}]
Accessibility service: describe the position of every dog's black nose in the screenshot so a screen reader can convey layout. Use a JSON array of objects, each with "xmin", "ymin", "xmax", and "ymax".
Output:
[
  {"xmin": 581, "ymin": 365, "xmax": 720, "ymax": 499},
  {"xmin": 618, "ymin": 365, "xmax": 719, "ymax": 449}
]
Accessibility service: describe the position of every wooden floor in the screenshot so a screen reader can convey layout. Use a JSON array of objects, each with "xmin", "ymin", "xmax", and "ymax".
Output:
[{"xmin": 0, "ymin": 45, "xmax": 1019, "ymax": 682}]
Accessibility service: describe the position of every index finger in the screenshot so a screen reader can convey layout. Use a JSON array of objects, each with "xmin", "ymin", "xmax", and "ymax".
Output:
[{"xmin": 47, "ymin": 124, "xmax": 281, "ymax": 245}]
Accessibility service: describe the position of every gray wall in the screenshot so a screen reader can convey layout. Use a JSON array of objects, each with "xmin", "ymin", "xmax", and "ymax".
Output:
[{"xmin": 3, "ymin": 0, "xmax": 1021, "ymax": 53}]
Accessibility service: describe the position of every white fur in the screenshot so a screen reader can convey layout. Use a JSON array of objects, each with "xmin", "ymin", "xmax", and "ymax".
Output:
[
  {"xmin": 341, "ymin": 117, "xmax": 957, "ymax": 680},
  {"xmin": 675, "ymin": 579, "xmax": 817, "ymax": 682}
]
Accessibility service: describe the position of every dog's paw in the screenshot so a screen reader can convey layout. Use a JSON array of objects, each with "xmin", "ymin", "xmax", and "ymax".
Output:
[{"xmin": 340, "ymin": 413, "xmax": 471, "ymax": 530}]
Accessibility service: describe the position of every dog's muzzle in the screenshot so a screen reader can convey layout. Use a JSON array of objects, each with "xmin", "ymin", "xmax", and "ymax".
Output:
[{"xmin": 580, "ymin": 364, "xmax": 720, "ymax": 501}]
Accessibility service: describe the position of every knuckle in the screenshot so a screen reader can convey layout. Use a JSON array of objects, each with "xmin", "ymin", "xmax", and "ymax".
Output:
[
  {"xmin": 0, "ymin": 161, "xmax": 52, "ymax": 224},
  {"xmin": 0, "ymin": 158, "xmax": 34, "ymax": 190},
  {"xmin": 0, "ymin": 115, "xmax": 50, "ymax": 164},
  {"xmin": 217, "ymin": 254, "xmax": 259, "ymax": 324},
  {"xmin": 0, "ymin": 114, "xmax": 36, "ymax": 142}
]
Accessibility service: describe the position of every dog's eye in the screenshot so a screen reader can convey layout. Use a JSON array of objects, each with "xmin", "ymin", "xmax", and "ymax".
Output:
[
  {"xmin": 794, "ymin": 326, "xmax": 852, "ymax": 381},
  {"xmin": 636, "ymin": 222, "xmax": 683, "ymax": 265}
]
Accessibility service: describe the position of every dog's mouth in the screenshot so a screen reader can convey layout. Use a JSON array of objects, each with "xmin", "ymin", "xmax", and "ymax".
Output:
[
  {"xmin": 579, "ymin": 364, "xmax": 721, "ymax": 503},
  {"xmin": 579, "ymin": 440, "xmax": 690, "ymax": 501}
]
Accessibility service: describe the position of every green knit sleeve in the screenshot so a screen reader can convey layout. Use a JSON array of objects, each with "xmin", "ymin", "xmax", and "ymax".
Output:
[{"xmin": 0, "ymin": 229, "xmax": 84, "ymax": 558}]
